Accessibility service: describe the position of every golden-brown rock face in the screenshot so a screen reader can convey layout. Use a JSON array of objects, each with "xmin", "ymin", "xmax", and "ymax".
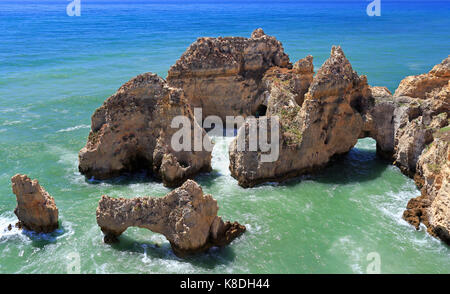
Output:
[
  {"xmin": 386, "ymin": 56, "xmax": 450, "ymax": 245},
  {"xmin": 403, "ymin": 135, "xmax": 449, "ymax": 245},
  {"xmin": 229, "ymin": 46, "xmax": 370, "ymax": 187},
  {"xmin": 354, "ymin": 56, "xmax": 450, "ymax": 245},
  {"xmin": 390, "ymin": 56, "xmax": 449, "ymax": 175},
  {"xmin": 394, "ymin": 55, "xmax": 449, "ymax": 115},
  {"xmin": 77, "ymin": 29, "xmax": 449, "ymax": 246},
  {"xmin": 78, "ymin": 73, "xmax": 212, "ymax": 187},
  {"xmin": 167, "ymin": 28, "xmax": 292, "ymax": 120},
  {"xmin": 96, "ymin": 180, "xmax": 246, "ymax": 257},
  {"xmin": 11, "ymin": 174, "xmax": 59, "ymax": 233}
]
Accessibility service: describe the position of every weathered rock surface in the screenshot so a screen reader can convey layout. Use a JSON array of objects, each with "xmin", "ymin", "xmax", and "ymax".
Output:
[
  {"xmin": 225, "ymin": 38, "xmax": 450, "ymax": 245},
  {"xmin": 96, "ymin": 180, "xmax": 245, "ymax": 257},
  {"xmin": 403, "ymin": 134, "xmax": 450, "ymax": 244},
  {"xmin": 11, "ymin": 174, "xmax": 59, "ymax": 233},
  {"xmin": 77, "ymin": 29, "xmax": 449, "ymax": 245},
  {"xmin": 360, "ymin": 57, "xmax": 449, "ymax": 244},
  {"xmin": 359, "ymin": 86, "xmax": 396, "ymax": 157},
  {"xmin": 394, "ymin": 56, "xmax": 450, "ymax": 101},
  {"xmin": 393, "ymin": 57, "xmax": 450, "ymax": 244},
  {"xmin": 229, "ymin": 46, "xmax": 370, "ymax": 187},
  {"xmin": 78, "ymin": 73, "xmax": 212, "ymax": 187},
  {"xmin": 167, "ymin": 28, "xmax": 292, "ymax": 120}
]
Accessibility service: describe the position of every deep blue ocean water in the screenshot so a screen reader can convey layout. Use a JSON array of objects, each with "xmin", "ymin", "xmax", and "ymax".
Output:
[{"xmin": 0, "ymin": 1, "xmax": 449, "ymax": 273}]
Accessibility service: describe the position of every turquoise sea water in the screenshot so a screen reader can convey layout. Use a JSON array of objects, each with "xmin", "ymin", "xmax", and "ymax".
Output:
[{"xmin": 0, "ymin": 0, "xmax": 449, "ymax": 273}]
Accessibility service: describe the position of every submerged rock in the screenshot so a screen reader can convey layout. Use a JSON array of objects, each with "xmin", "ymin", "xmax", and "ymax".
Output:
[
  {"xmin": 229, "ymin": 46, "xmax": 370, "ymax": 187},
  {"xmin": 11, "ymin": 174, "xmax": 59, "ymax": 233},
  {"xmin": 167, "ymin": 29, "xmax": 292, "ymax": 120},
  {"xmin": 96, "ymin": 180, "xmax": 245, "ymax": 257},
  {"xmin": 78, "ymin": 73, "xmax": 212, "ymax": 187}
]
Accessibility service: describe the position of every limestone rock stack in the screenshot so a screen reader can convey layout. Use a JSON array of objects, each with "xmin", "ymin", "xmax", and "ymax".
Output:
[{"xmin": 11, "ymin": 174, "xmax": 59, "ymax": 233}]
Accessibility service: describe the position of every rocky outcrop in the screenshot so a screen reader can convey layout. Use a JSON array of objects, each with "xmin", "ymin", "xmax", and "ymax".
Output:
[
  {"xmin": 386, "ymin": 56, "xmax": 449, "ymax": 175},
  {"xmin": 359, "ymin": 86, "xmax": 397, "ymax": 157},
  {"xmin": 11, "ymin": 174, "xmax": 59, "ymax": 233},
  {"xmin": 394, "ymin": 56, "xmax": 449, "ymax": 101},
  {"xmin": 167, "ymin": 28, "xmax": 292, "ymax": 120},
  {"xmin": 229, "ymin": 46, "xmax": 370, "ymax": 187},
  {"xmin": 96, "ymin": 180, "xmax": 245, "ymax": 257},
  {"xmin": 361, "ymin": 93, "xmax": 437, "ymax": 169},
  {"xmin": 78, "ymin": 73, "xmax": 212, "ymax": 187},
  {"xmin": 403, "ymin": 133, "xmax": 449, "ymax": 244},
  {"xmin": 394, "ymin": 56, "xmax": 450, "ymax": 244},
  {"xmin": 77, "ymin": 29, "xmax": 448, "ymax": 245},
  {"xmin": 362, "ymin": 57, "xmax": 449, "ymax": 244}
]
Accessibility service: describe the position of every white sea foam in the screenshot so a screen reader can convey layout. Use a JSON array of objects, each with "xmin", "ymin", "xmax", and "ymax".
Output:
[
  {"xmin": 57, "ymin": 124, "xmax": 90, "ymax": 133},
  {"xmin": 48, "ymin": 145, "xmax": 87, "ymax": 186},
  {"xmin": 0, "ymin": 213, "xmax": 29, "ymax": 244},
  {"xmin": 51, "ymin": 108, "xmax": 69, "ymax": 114},
  {"xmin": 210, "ymin": 135, "xmax": 234, "ymax": 176},
  {"xmin": 375, "ymin": 181, "xmax": 418, "ymax": 226},
  {"xmin": 407, "ymin": 63, "xmax": 424, "ymax": 71},
  {"xmin": 2, "ymin": 120, "xmax": 22, "ymax": 126},
  {"xmin": 329, "ymin": 235, "xmax": 364, "ymax": 273}
]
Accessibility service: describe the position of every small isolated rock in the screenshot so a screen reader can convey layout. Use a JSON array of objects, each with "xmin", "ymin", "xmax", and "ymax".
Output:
[
  {"xmin": 11, "ymin": 174, "xmax": 59, "ymax": 233},
  {"xmin": 96, "ymin": 179, "xmax": 245, "ymax": 257}
]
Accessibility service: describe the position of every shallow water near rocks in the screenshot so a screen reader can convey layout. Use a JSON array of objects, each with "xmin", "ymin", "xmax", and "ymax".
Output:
[{"xmin": 1, "ymin": 1, "xmax": 450, "ymax": 273}]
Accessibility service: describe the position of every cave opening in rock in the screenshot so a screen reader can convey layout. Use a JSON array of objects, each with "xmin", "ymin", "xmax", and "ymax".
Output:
[{"xmin": 254, "ymin": 104, "xmax": 267, "ymax": 118}]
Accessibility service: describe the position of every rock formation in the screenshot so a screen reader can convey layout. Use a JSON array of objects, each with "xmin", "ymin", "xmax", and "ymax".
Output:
[
  {"xmin": 78, "ymin": 73, "xmax": 212, "ymax": 187},
  {"xmin": 394, "ymin": 55, "xmax": 449, "ymax": 105},
  {"xmin": 78, "ymin": 28, "xmax": 449, "ymax": 245},
  {"xmin": 11, "ymin": 174, "xmax": 59, "ymax": 233},
  {"xmin": 393, "ymin": 56, "xmax": 449, "ymax": 244},
  {"xmin": 226, "ymin": 41, "xmax": 449, "ymax": 244},
  {"xmin": 96, "ymin": 180, "xmax": 246, "ymax": 257},
  {"xmin": 167, "ymin": 28, "xmax": 292, "ymax": 120},
  {"xmin": 229, "ymin": 46, "xmax": 371, "ymax": 187},
  {"xmin": 403, "ymin": 136, "xmax": 449, "ymax": 244}
]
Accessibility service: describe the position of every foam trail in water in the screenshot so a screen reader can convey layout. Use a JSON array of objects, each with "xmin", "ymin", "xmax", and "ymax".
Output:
[{"xmin": 57, "ymin": 124, "xmax": 90, "ymax": 133}]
